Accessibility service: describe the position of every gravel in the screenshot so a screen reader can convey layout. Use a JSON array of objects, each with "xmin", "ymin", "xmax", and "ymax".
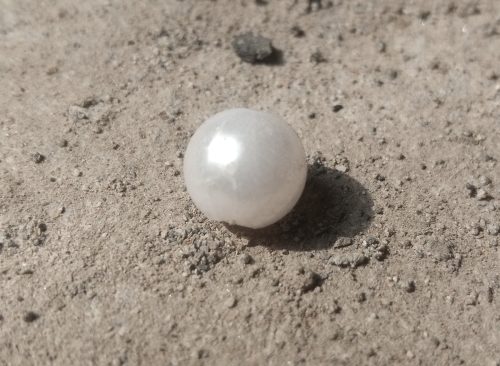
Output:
[
  {"xmin": 403, "ymin": 280, "xmax": 416, "ymax": 293},
  {"xmin": 31, "ymin": 153, "xmax": 45, "ymax": 163},
  {"xmin": 310, "ymin": 50, "xmax": 327, "ymax": 63},
  {"xmin": 330, "ymin": 253, "xmax": 370, "ymax": 268},
  {"xmin": 239, "ymin": 253, "xmax": 254, "ymax": 265},
  {"xmin": 477, "ymin": 189, "xmax": 492, "ymax": 201},
  {"xmin": 232, "ymin": 32, "xmax": 274, "ymax": 63},
  {"xmin": 23, "ymin": 311, "xmax": 40, "ymax": 323},
  {"xmin": 300, "ymin": 271, "xmax": 322, "ymax": 293}
]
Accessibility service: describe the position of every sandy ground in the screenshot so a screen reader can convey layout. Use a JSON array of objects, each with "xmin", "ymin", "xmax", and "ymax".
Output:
[{"xmin": 1, "ymin": 0, "xmax": 500, "ymax": 365}]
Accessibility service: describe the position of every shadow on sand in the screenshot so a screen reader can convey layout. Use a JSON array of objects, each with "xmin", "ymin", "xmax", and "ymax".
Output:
[{"xmin": 226, "ymin": 162, "xmax": 374, "ymax": 251}]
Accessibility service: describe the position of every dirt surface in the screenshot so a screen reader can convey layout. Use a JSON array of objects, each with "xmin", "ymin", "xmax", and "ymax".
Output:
[{"xmin": 1, "ymin": 0, "xmax": 499, "ymax": 365}]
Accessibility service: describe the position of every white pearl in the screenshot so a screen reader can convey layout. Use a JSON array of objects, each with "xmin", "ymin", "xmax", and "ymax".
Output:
[{"xmin": 183, "ymin": 108, "xmax": 307, "ymax": 229}]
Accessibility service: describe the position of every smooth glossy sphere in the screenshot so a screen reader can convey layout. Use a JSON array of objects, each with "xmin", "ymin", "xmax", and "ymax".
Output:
[{"xmin": 183, "ymin": 108, "xmax": 307, "ymax": 229}]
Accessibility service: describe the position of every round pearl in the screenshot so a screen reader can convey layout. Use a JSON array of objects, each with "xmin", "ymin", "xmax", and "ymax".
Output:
[{"xmin": 183, "ymin": 108, "xmax": 307, "ymax": 229}]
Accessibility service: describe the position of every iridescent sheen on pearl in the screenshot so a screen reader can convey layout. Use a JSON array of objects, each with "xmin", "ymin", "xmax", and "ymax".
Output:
[{"xmin": 183, "ymin": 108, "xmax": 307, "ymax": 229}]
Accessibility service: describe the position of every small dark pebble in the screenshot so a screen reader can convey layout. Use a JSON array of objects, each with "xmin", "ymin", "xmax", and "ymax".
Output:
[
  {"xmin": 232, "ymin": 32, "xmax": 274, "ymax": 64},
  {"xmin": 23, "ymin": 311, "xmax": 40, "ymax": 323},
  {"xmin": 418, "ymin": 10, "xmax": 431, "ymax": 21},
  {"xmin": 388, "ymin": 69, "xmax": 398, "ymax": 79},
  {"xmin": 38, "ymin": 222, "xmax": 47, "ymax": 232},
  {"xmin": 375, "ymin": 174, "xmax": 386, "ymax": 181},
  {"xmin": 291, "ymin": 25, "xmax": 305, "ymax": 37},
  {"xmin": 308, "ymin": 112, "xmax": 316, "ymax": 119},
  {"xmin": 374, "ymin": 244, "xmax": 389, "ymax": 261},
  {"xmin": 310, "ymin": 50, "xmax": 327, "ymax": 64},
  {"xmin": 333, "ymin": 104, "xmax": 344, "ymax": 113},
  {"xmin": 81, "ymin": 96, "xmax": 99, "ymax": 109},
  {"xmin": 488, "ymin": 72, "xmax": 499, "ymax": 81},
  {"xmin": 32, "ymin": 153, "xmax": 45, "ymax": 164},
  {"xmin": 196, "ymin": 349, "xmax": 209, "ymax": 359},
  {"xmin": 356, "ymin": 292, "xmax": 367, "ymax": 303},
  {"xmin": 487, "ymin": 287, "xmax": 494, "ymax": 303},
  {"xmin": 466, "ymin": 183, "xmax": 477, "ymax": 197},
  {"xmin": 404, "ymin": 280, "xmax": 416, "ymax": 293}
]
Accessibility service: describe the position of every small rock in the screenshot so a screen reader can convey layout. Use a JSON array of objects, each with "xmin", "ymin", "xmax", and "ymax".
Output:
[
  {"xmin": 432, "ymin": 242, "xmax": 454, "ymax": 262},
  {"xmin": 232, "ymin": 32, "xmax": 274, "ymax": 63},
  {"xmin": 225, "ymin": 296, "xmax": 237, "ymax": 309},
  {"xmin": 310, "ymin": 50, "xmax": 327, "ymax": 63},
  {"xmin": 301, "ymin": 271, "xmax": 322, "ymax": 293},
  {"xmin": 375, "ymin": 174, "xmax": 386, "ymax": 181},
  {"xmin": 194, "ymin": 349, "xmax": 209, "ymax": 359},
  {"xmin": 481, "ymin": 153, "xmax": 495, "ymax": 162},
  {"xmin": 80, "ymin": 96, "xmax": 99, "ymax": 109},
  {"xmin": 23, "ymin": 311, "xmax": 40, "ymax": 323},
  {"xmin": 335, "ymin": 164, "xmax": 348, "ymax": 173},
  {"xmin": 291, "ymin": 25, "xmax": 305, "ymax": 37},
  {"xmin": 469, "ymin": 225, "xmax": 481, "ymax": 236},
  {"xmin": 48, "ymin": 206, "xmax": 65, "ymax": 219},
  {"xmin": 46, "ymin": 66, "xmax": 59, "ymax": 75},
  {"xmin": 384, "ymin": 228, "xmax": 395, "ymax": 237},
  {"xmin": 388, "ymin": 69, "xmax": 398, "ymax": 79},
  {"xmin": 373, "ymin": 244, "xmax": 389, "ymax": 261},
  {"xmin": 477, "ymin": 189, "xmax": 492, "ymax": 201},
  {"xmin": 430, "ymin": 336, "xmax": 440, "ymax": 348},
  {"xmin": 403, "ymin": 280, "xmax": 416, "ymax": 293},
  {"xmin": 239, "ymin": 253, "xmax": 253, "ymax": 265},
  {"xmin": 32, "ymin": 153, "xmax": 45, "ymax": 164},
  {"xmin": 466, "ymin": 183, "xmax": 477, "ymax": 197},
  {"xmin": 356, "ymin": 292, "xmax": 366, "ymax": 302},
  {"xmin": 67, "ymin": 105, "xmax": 88, "ymax": 122},
  {"xmin": 478, "ymin": 175, "xmax": 492, "ymax": 186},
  {"xmin": 401, "ymin": 240, "xmax": 412, "ymax": 248},
  {"xmin": 330, "ymin": 253, "xmax": 369, "ymax": 268},
  {"xmin": 487, "ymin": 223, "xmax": 499, "ymax": 236},
  {"xmin": 58, "ymin": 139, "xmax": 68, "ymax": 148},
  {"xmin": 334, "ymin": 237, "xmax": 353, "ymax": 248},
  {"xmin": 332, "ymin": 104, "xmax": 343, "ymax": 113},
  {"xmin": 377, "ymin": 41, "xmax": 387, "ymax": 53},
  {"xmin": 465, "ymin": 291, "xmax": 478, "ymax": 306},
  {"xmin": 362, "ymin": 237, "xmax": 379, "ymax": 247}
]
